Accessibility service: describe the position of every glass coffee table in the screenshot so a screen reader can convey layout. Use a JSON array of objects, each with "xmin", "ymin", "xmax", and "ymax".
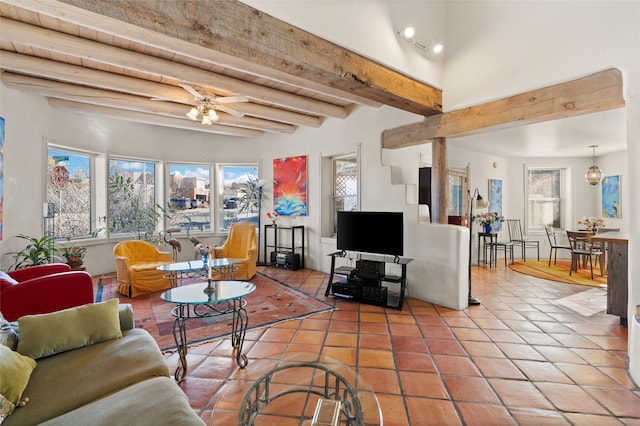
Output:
[
  {"xmin": 161, "ymin": 280, "xmax": 256, "ymax": 382},
  {"xmin": 157, "ymin": 258, "xmax": 243, "ymax": 287},
  {"xmin": 212, "ymin": 352, "xmax": 383, "ymax": 425}
]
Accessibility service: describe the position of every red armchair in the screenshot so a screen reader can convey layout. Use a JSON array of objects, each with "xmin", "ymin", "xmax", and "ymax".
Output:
[{"xmin": 0, "ymin": 263, "xmax": 94, "ymax": 321}]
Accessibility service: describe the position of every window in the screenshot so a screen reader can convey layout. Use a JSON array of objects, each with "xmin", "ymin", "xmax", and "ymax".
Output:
[
  {"xmin": 108, "ymin": 158, "xmax": 159, "ymax": 239},
  {"xmin": 334, "ymin": 156, "xmax": 358, "ymax": 214},
  {"xmin": 527, "ymin": 168, "xmax": 564, "ymax": 232},
  {"xmin": 217, "ymin": 164, "xmax": 259, "ymax": 232},
  {"xmin": 46, "ymin": 148, "xmax": 93, "ymax": 239},
  {"xmin": 168, "ymin": 164, "xmax": 211, "ymax": 233},
  {"xmin": 447, "ymin": 170, "xmax": 468, "ymax": 217}
]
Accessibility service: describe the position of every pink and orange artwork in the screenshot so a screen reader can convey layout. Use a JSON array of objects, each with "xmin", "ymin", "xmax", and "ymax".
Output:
[{"xmin": 273, "ymin": 156, "xmax": 307, "ymax": 216}]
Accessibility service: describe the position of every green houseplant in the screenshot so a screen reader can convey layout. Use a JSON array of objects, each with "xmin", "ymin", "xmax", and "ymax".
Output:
[
  {"xmin": 108, "ymin": 173, "xmax": 173, "ymax": 243},
  {"xmin": 8, "ymin": 234, "xmax": 61, "ymax": 270}
]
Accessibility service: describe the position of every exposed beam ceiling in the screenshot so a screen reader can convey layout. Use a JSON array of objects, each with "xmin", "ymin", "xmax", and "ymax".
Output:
[
  {"xmin": 0, "ymin": 0, "xmax": 443, "ymax": 138},
  {"xmin": 382, "ymin": 69, "xmax": 625, "ymax": 149}
]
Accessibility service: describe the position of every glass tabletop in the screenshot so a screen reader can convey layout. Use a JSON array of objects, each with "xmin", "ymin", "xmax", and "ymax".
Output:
[
  {"xmin": 212, "ymin": 352, "xmax": 382, "ymax": 425},
  {"xmin": 161, "ymin": 281, "xmax": 255, "ymax": 305},
  {"xmin": 156, "ymin": 258, "xmax": 243, "ymax": 272}
]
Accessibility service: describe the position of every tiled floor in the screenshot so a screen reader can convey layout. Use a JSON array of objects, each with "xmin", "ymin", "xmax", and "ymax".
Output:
[{"xmin": 163, "ymin": 265, "xmax": 640, "ymax": 425}]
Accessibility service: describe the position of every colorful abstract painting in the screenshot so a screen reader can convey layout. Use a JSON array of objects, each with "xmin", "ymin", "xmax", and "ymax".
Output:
[
  {"xmin": 488, "ymin": 179, "xmax": 503, "ymax": 231},
  {"xmin": 273, "ymin": 156, "xmax": 307, "ymax": 216},
  {"xmin": 602, "ymin": 175, "xmax": 620, "ymax": 218},
  {"xmin": 0, "ymin": 116, "xmax": 4, "ymax": 241}
]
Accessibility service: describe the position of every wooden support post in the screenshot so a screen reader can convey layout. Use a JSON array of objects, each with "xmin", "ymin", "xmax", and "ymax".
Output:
[{"xmin": 431, "ymin": 138, "xmax": 448, "ymax": 224}]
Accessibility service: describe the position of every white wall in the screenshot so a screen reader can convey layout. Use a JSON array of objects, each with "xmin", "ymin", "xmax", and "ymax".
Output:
[{"xmin": 444, "ymin": 0, "xmax": 640, "ymax": 385}]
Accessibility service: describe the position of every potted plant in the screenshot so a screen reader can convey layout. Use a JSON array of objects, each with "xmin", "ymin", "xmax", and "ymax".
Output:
[
  {"xmin": 61, "ymin": 245, "xmax": 87, "ymax": 270},
  {"xmin": 8, "ymin": 234, "xmax": 61, "ymax": 270}
]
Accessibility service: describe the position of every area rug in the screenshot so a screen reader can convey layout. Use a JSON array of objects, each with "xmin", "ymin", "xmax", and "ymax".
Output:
[
  {"xmin": 95, "ymin": 271, "xmax": 334, "ymax": 351},
  {"xmin": 508, "ymin": 259, "xmax": 607, "ymax": 287}
]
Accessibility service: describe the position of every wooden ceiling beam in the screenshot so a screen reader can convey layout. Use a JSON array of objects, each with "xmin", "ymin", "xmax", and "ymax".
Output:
[
  {"xmin": 3, "ymin": 0, "xmax": 380, "ymax": 108},
  {"xmin": 0, "ymin": 16, "xmax": 348, "ymax": 119},
  {"xmin": 51, "ymin": 0, "xmax": 442, "ymax": 116},
  {"xmin": 382, "ymin": 69, "xmax": 625, "ymax": 149},
  {"xmin": 47, "ymin": 98, "xmax": 263, "ymax": 137},
  {"xmin": 2, "ymin": 72, "xmax": 297, "ymax": 134},
  {"xmin": 0, "ymin": 51, "xmax": 322, "ymax": 127}
]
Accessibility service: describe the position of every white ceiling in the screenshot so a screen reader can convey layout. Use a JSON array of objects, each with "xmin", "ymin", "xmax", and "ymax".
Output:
[{"xmin": 447, "ymin": 108, "xmax": 627, "ymax": 158}]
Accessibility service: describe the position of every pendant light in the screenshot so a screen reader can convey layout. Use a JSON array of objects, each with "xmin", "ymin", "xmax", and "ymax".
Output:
[{"xmin": 585, "ymin": 145, "xmax": 604, "ymax": 186}]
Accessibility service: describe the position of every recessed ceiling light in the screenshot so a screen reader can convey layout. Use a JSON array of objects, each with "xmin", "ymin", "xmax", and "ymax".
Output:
[{"xmin": 403, "ymin": 27, "xmax": 415, "ymax": 39}]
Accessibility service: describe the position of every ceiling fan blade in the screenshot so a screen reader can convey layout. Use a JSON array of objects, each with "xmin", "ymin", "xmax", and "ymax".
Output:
[
  {"xmin": 215, "ymin": 95, "xmax": 249, "ymax": 104},
  {"xmin": 150, "ymin": 97, "xmax": 173, "ymax": 101},
  {"xmin": 179, "ymin": 84, "xmax": 204, "ymax": 99},
  {"xmin": 215, "ymin": 105, "xmax": 245, "ymax": 118}
]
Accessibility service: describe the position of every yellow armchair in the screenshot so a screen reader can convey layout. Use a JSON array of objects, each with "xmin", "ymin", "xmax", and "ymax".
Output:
[
  {"xmin": 113, "ymin": 240, "xmax": 173, "ymax": 297},
  {"xmin": 212, "ymin": 221, "xmax": 257, "ymax": 280}
]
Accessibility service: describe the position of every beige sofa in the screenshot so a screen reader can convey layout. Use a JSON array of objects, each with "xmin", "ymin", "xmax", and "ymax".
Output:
[{"xmin": 1, "ymin": 301, "xmax": 204, "ymax": 426}]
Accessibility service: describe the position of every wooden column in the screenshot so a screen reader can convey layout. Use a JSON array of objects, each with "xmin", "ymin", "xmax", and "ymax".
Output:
[{"xmin": 431, "ymin": 138, "xmax": 448, "ymax": 224}]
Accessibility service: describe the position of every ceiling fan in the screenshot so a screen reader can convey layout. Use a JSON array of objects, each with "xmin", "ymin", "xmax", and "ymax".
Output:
[{"xmin": 156, "ymin": 84, "xmax": 249, "ymax": 125}]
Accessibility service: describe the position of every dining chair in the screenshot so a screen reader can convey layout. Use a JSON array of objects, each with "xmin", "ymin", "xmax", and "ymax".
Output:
[
  {"xmin": 592, "ymin": 228, "xmax": 620, "ymax": 275},
  {"xmin": 487, "ymin": 236, "xmax": 514, "ymax": 267},
  {"xmin": 566, "ymin": 230, "xmax": 603, "ymax": 279},
  {"xmin": 545, "ymin": 226, "xmax": 572, "ymax": 266},
  {"xmin": 506, "ymin": 219, "xmax": 539, "ymax": 261}
]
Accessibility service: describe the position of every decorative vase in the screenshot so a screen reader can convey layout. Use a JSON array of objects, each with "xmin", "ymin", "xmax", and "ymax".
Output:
[
  {"xmin": 484, "ymin": 224, "xmax": 493, "ymax": 233},
  {"xmin": 202, "ymin": 253, "xmax": 209, "ymax": 269}
]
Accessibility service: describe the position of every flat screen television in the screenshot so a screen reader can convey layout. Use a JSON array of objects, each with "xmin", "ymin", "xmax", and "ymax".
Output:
[{"xmin": 337, "ymin": 211, "xmax": 403, "ymax": 257}]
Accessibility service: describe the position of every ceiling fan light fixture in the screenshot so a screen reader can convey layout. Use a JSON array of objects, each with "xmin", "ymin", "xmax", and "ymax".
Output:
[
  {"xmin": 208, "ymin": 109, "xmax": 219, "ymax": 122},
  {"xmin": 186, "ymin": 107, "xmax": 199, "ymax": 121},
  {"xmin": 585, "ymin": 145, "xmax": 604, "ymax": 186},
  {"xmin": 201, "ymin": 113, "xmax": 212, "ymax": 125}
]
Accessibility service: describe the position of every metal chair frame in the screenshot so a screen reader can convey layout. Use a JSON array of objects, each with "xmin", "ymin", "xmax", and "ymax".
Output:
[
  {"xmin": 544, "ymin": 226, "xmax": 572, "ymax": 266},
  {"xmin": 506, "ymin": 219, "xmax": 540, "ymax": 261}
]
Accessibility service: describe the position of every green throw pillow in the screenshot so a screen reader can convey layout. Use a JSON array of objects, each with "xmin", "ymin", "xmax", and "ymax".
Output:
[
  {"xmin": 17, "ymin": 299, "xmax": 122, "ymax": 359},
  {"xmin": 0, "ymin": 345, "xmax": 36, "ymax": 405}
]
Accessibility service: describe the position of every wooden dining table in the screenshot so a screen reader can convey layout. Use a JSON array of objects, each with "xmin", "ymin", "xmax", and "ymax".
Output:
[{"xmin": 590, "ymin": 231, "xmax": 629, "ymax": 326}]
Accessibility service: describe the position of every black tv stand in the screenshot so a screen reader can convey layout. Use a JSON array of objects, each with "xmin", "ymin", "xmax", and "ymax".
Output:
[{"xmin": 325, "ymin": 251, "xmax": 412, "ymax": 310}]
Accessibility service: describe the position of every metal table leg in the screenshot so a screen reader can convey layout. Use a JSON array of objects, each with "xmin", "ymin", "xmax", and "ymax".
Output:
[
  {"xmin": 231, "ymin": 298, "xmax": 249, "ymax": 368},
  {"xmin": 172, "ymin": 304, "xmax": 189, "ymax": 382}
]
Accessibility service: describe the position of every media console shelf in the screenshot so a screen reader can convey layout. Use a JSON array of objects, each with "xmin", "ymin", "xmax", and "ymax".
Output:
[
  {"xmin": 264, "ymin": 225, "xmax": 305, "ymax": 271},
  {"xmin": 325, "ymin": 251, "xmax": 412, "ymax": 310}
]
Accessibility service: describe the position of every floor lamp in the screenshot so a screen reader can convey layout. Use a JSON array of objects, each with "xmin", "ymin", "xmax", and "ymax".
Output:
[
  {"xmin": 256, "ymin": 179, "xmax": 267, "ymax": 266},
  {"xmin": 467, "ymin": 188, "xmax": 487, "ymax": 305}
]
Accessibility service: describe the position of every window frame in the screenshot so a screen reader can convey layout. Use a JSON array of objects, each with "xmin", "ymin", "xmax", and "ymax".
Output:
[
  {"xmin": 107, "ymin": 156, "xmax": 162, "ymax": 239},
  {"xmin": 525, "ymin": 166, "xmax": 566, "ymax": 234},
  {"xmin": 215, "ymin": 163, "xmax": 260, "ymax": 233},
  {"xmin": 45, "ymin": 144, "xmax": 100, "ymax": 241},
  {"xmin": 167, "ymin": 162, "xmax": 212, "ymax": 233}
]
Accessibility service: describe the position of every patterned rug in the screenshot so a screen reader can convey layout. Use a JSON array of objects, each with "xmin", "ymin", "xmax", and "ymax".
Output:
[
  {"xmin": 94, "ymin": 270, "xmax": 334, "ymax": 351},
  {"xmin": 508, "ymin": 259, "xmax": 607, "ymax": 287}
]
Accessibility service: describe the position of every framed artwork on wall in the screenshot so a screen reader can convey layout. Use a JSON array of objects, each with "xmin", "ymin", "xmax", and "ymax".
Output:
[
  {"xmin": 273, "ymin": 155, "xmax": 308, "ymax": 216},
  {"xmin": 602, "ymin": 175, "xmax": 621, "ymax": 218},
  {"xmin": 488, "ymin": 179, "xmax": 502, "ymax": 231},
  {"xmin": 488, "ymin": 179, "xmax": 502, "ymax": 214}
]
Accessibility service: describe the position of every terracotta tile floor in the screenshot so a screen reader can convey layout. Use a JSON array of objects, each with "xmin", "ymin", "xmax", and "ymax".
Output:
[{"xmin": 162, "ymin": 265, "xmax": 640, "ymax": 425}]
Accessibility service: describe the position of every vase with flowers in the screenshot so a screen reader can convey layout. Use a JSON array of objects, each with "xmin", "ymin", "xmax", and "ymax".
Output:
[
  {"xmin": 578, "ymin": 216, "xmax": 605, "ymax": 232},
  {"xmin": 194, "ymin": 243, "xmax": 212, "ymax": 268},
  {"xmin": 266, "ymin": 211, "xmax": 279, "ymax": 226},
  {"xmin": 62, "ymin": 245, "xmax": 86, "ymax": 270},
  {"xmin": 473, "ymin": 212, "xmax": 505, "ymax": 233}
]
